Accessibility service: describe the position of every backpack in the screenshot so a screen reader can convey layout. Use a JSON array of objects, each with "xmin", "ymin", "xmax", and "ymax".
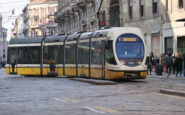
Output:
[{"xmin": 166, "ymin": 56, "xmax": 173, "ymax": 65}]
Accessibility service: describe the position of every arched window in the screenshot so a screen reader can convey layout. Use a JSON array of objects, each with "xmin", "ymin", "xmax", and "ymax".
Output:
[{"xmin": 109, "ymin": 0, "xmax": 120, "ymax": 27}]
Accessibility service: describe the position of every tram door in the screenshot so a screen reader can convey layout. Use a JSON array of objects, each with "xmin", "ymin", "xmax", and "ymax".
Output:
[
  {"xmin": 78, "ymin": 42, "xmax": 89, "ymax": 77},
  {"xmin": 44, "ymin": 46, "xmax": 59, "ymax": 76},
  {"xmin": 90, "ymin": 40, "xmax": 105, "ymax": 79}
]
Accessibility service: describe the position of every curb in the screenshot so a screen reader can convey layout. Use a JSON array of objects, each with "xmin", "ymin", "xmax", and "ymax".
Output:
[
  {"xmin": 69, "ymin": 78, "xmax": 118, "ymax": 85},
  {"xmin": 159, "ymin": 89, "xmax": 185, "ymax": 97}
]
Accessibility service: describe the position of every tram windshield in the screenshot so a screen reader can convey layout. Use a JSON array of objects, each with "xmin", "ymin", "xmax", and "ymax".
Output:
[{"xmin": 116, "ymin": 34, "xmax": 145, "ymax": 62}]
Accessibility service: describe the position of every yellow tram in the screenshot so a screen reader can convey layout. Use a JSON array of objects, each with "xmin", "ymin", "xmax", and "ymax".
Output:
[{"xmin": 6, "ymin": 27, "xmax": 147, "ymax": 80}]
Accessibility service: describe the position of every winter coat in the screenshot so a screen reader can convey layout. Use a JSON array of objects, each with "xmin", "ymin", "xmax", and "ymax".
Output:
[
  {"xmin": 175, "ymin": 57, "xmax": 183, "ymax": 70},
  {"xmin": 166, "ymin": 55, "xmax": 173, "ymax": 66}
]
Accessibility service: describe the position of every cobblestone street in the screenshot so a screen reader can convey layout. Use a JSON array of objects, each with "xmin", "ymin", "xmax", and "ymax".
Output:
[{"xmin": 0, "ymin": 69, "xmax": 185, "ymax": 115}]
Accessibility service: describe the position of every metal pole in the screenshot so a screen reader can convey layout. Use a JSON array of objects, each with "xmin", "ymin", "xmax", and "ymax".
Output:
[
  {"xmin": 63, "ymin": 35, "xmax": 68, "ymax": 76},
  {"xmin": 76, "ymin": 33, "xmax": 82, "ymax": 77},
  {"xmin": 97, "ymin": 0, "xmax": 104, "ymax": 29},
  {"xmin": 40, "ymin": 32, "xmax": 46, "ymax": 76},
  {"xmin": 88, "ymin": 31, "xmax": 95, "ymax": 78}
]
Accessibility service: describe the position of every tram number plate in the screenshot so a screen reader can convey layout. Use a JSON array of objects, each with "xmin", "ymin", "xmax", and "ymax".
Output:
[{"xmin": 128, "ymin": 62, "xmax": 134, "ymax": 64}]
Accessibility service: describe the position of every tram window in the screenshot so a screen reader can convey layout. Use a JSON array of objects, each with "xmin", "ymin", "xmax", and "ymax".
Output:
[
  {"xmin": 43, "ymin": 46, "xmax": 48, "ymax": 64},
  {"xmin": 59, "ymin": 45, "xmax": 64, "ymax": 64},
  {"xmin": 91, "ymin": 41, "xmax": 103, "ymax": 65},
  {"xmin": 65, "ymin": 44, "xmax": 76, "ymax": 64},
  {"xmin": 17, "ymin": 47, "xmax": 29, "ymax": 64},
  {"xmin": 44, "ymin": 45, "xmax": 63, "ymax": 64},
  {"xmin": 27, "ymin": 47, "xmax": 40, "ymax": 64},
  {"xmin": 106, "ymin": 41, "xmax": 117, "ymax": 65},
  {"xmin": 7, "ymin": 48, "xmax": 18, "ymax": 64},
  {"xmin": 78, "ymin": 42, "xmax": 89, "ymax": 64}
]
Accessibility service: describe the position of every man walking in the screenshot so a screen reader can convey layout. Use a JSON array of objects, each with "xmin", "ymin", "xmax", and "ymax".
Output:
[
  {"xmin": 166, "ymin": 52, "xmax": 173, "ymax": 77},
  {"xmin": 146, "ymin": 53, "xmax": 153, "ymax": 75}
]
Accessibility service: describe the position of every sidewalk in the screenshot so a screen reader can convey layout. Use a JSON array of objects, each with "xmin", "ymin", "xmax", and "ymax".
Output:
[
  {"xmin": 148, "ymin": 71, "xmax": 185, "ymax": 97},
  {"xmin": 147, "ymin": 71, "xmax": 185, "ymax": 79}
]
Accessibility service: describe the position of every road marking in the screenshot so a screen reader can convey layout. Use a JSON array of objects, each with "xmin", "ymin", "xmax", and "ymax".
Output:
[
  {"xmin": 94, "ymin": 106, "xmax": 121, "ymax": 114},
  {"xmin": 52, "ymin": 98, "xmax": 68, "ymax": 103},
  {"xmin": 64, "ymin": 98, "xmax": 79, "ymax": 103},
  {"xmin": 53, "ymin": 97, "xmax": 80, "ymax": 103},
  {"xmin": 155, "ymin": 93, "xmax": 185, "ymax": 100},
  {"xmin": 83, "ymin": 106, "xmax": 106, "ymax": 114}
]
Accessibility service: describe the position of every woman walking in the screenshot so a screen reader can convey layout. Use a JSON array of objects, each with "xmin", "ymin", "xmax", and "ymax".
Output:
[{"xmin": 175, "ymin": 54, "xmax": 183, "ymax": 77}]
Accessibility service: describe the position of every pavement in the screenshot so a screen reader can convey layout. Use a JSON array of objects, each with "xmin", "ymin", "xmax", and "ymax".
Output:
[
  {"xmin": 69, "ymin": 71, "xmax": 185, "ymax": 98},
  {"xmin": 148, "ymin": 71, "xmax": 185, "ymax": 97},
  {"xmin": 1, "ymin": 68, "xmax": 185, "ymax": 98},
  {"xmin": 69, "ymin": 78, "xmax": 118, "ymax": 85},
  {"xmin": 1, "ymin": 68, "xmax": 185, "ymax": 114},
  {"xmin": 148, "ymin": 71, "xmax": 185, "ymax": 79}
]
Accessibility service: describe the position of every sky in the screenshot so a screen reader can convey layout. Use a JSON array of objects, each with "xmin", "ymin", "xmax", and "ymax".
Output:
[{"xmin": 0, "ymin": 0, "xmax": 30, "ymax": 41}]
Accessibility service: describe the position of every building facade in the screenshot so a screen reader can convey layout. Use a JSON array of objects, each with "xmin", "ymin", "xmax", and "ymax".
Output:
[
  {"xmin": 55, "ymin": 0, "xmax": 107, "ymax": 34},
  {"xmin": 0, "ymin": 14, "xmax": 8, "ymax": 66},
  {"xmin": 11, "ymin": 14, "xmax": 25, "ymax": 38},
  {"xmin": 56, "ymin": 0, "xmax": 185, "ymax": 57},
  {"xmin": 106, "ymin": 0, "xmax": 185, "ymax": 57},
  {"xmin": 23, "ymin": 0, "xmax": 58, "ymax": 37}
]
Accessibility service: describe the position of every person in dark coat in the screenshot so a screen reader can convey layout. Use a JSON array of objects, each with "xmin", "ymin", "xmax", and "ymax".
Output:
[
  {"xmin": 161, "ymin": 53, "xmax": 166, "ymax": 72},
  {"xmin": 146, "ymin": 53, "xmax": 153, "ymax": 75},
  {"xmin": 165, "ymin": 52, "xmax": 173, "ymax": 77},
  {"xmin": 172, "ymin": 54, "xmax": 176, "ymax": 74},
  {"xmin": 175, "ymin": 54, "xmax": 183, "ymax": 77}
]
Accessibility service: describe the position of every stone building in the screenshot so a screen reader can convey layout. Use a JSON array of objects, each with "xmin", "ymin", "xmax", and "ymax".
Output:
[
  {"xmin": 0, "ymin": 14, "xmax": 8, "ymax": 66},
  {"xmin": 23, "ymin": 0, "xmax": 58, "ymax": 37},
  {"xmin": 56, "ymin": 0, "xmax": 185, "ymax": 57},
  {"xmin": 11, "ymin": 14, "xmax": 25, "ymax": 38},
  {"xmin": 105, "ymin": 0, "xmax": 185, "ymax": 57},
  {"xmin": 55, "ymin": 0, "xmax": 107, "ymax": 34}
]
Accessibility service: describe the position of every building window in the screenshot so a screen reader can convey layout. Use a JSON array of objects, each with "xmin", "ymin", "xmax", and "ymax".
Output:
[
  {"xmin": 166, "ymin": 0, "xmax": 168, "ymax": 11},
  {"xmin": 153, "ymin": 0, "xmax": 158, "ymax": 14},
  {"xmin": 140, "ymin": 0, "xmax": 144, "ymax": 17},
  {"xmin": 179, "ymin": 0, "xmax": 184, "ymax": 9},
  {"xmin": 129, "ymin": 0, "xmax": 133, "ymax": 19},
  {"xmin": 43, "ymin": 8, "xmax": 45, "ymax": 24},
  {"xmin": 50, "ymin": 7, "xmax": 53, "ymax": 15}
]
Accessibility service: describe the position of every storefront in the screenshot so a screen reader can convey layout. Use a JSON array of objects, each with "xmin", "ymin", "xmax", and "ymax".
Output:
[
  {"xmin": 177, "ymin": 36, "xmax": 185, "ymax": 56},
  {"xmin": 163, "ymin": 22, "xmax": 185, "ymax": 56}
]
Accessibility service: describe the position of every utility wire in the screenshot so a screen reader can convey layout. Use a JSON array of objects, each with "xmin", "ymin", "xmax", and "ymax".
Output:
[{"xmin": 0, "ymin": 0, "xmax": 29, "ymax": 5}]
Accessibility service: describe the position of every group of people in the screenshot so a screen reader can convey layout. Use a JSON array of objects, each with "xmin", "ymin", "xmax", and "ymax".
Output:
[{"xmin": 146, "ymin": 52, "xmax": 185, "ymax": 77}]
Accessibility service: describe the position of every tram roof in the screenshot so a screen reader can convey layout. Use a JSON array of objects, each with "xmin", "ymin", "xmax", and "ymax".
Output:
[{"xmin": 9, "ymin": 29, "xmax": 109, "ymax": 44}]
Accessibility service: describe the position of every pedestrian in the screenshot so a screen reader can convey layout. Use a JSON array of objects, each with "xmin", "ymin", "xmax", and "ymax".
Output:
[
  {"xmin": 161, "ymin": 53, "xmax": 166, "ymax": 72},
  {"xmin": 165, "ymin": 52, "xmax": 173, "ymax": 77},
  {"xmin": 172, "ymin": 54, "xmax": 176, "ymax": 74},
  {"xmin": 175, "ymin": 53, "xmax": 183, "ymax": 77},
  {"xmin": 146, "ymin": 53, "xmax": 153, "ymax": 75},
  {"xmin": 184, "ymin": 53, "xmax": 185, "ymax": 77}
]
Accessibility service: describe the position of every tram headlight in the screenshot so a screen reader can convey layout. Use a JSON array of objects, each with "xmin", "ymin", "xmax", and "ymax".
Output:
[
  {"xmin": 120, "ymin": 60, "xmax": 126, "ymax": 65},
  {"xmin": 138, "ymin": 61, "xmax": 142, "ymax": 64}
]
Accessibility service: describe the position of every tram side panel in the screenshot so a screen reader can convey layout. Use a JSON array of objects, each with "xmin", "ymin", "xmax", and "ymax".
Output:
[
  {"xmin": 78, "ymin": 40, "xmax": 90, "ymax": 78},
  {"xmin": 90, "ymin": 39, "xmax": 106, "ymax": 79},
  {"xmin": 64, "ymin": 42, "xmax": 77, "ymax": 77},
  {"xmin": 6, "ymin": 46, "xmax": 42, "ymax": 76},
  {"xmin": 43, "ymin": 45, "xmax": 64, "ymax": 76}
]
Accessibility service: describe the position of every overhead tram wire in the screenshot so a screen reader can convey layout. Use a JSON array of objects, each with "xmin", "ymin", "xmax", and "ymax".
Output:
[{"xmin": 0, "ymin": 0, "xmax": 29, "ymax": 5}]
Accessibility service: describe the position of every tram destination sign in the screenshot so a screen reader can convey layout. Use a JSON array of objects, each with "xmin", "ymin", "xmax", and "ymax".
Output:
[{"xmin": 122, "ymin": 38, "xmax": 136, "ymax": 42}]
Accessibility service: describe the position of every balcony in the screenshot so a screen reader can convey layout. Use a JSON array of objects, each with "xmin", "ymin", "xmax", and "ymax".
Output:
[
  {"xmin": 85, "ymin": 0, "xmax": 95, "ymax": 3},
  {"xmin": 76, "ymin": 0, "xmax": 86, "ymax": 8}
]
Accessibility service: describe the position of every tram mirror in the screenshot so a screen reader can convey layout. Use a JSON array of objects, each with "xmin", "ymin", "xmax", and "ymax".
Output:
[{"xmin": 105, "ymin": 40, "xmax": 113, "ymax": 49}]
